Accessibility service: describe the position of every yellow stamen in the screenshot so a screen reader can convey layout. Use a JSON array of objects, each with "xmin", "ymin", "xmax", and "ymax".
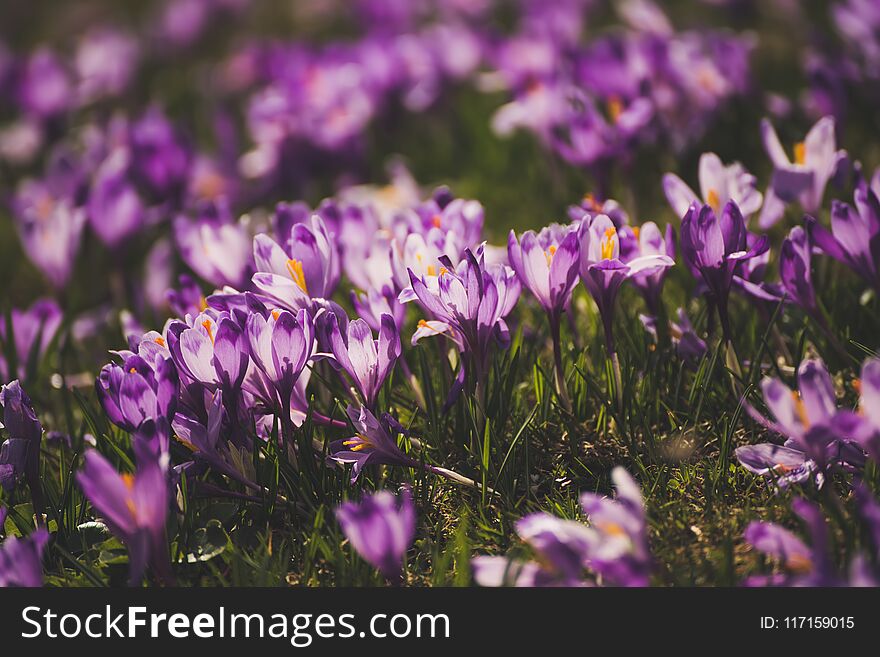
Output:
[
  {"xmin": 271, "ymin": 310, "xmax": 280, "ymax": 321},
  {"xmin": 632, "ymin": 226, "xmax": 640, "ymax": 241},
  {"xmin": 343, "ymin": 434, "xmax": 373, "ymax": 452},
  {"xmin": 154, "ymin": 336, "xmax": 166, "ymax": 347},
  {"xmin": 439, "ymin": 267, "xmax": 449, "ymax": 276},
  {"xmin": 427, "ymin": 264, "xmax": 437, "ymax": 277},
  {"xmin": 199, "ymin": 296, "xmax": 208, "ymax": 312},
  {"xmin": 607, "ymin": 96, "xmax": 623, "ymax": 124},
  {"xmin": 707, "ymin": 188, "xmax": 720, "ymax": 213},
  {"xmin": 787, "ymin": 553, "xmax": 813, "ymax": 574},
  {"xmin": 202, "ymin": 319, "xmax": 215, "ymax": 345},
  {"xmin": 791, "ymin": 391, "xmax": 810, "ymax": 428},
  {"xmin": 121, "ymin": 473, "xmax": 135, "ymax": 490},
  {"xmin": 600, "ymin": 226, "xmax": 617, "ymax": 261},
  {"xmin": 582, "ymin": 193, "xmax": 601, "ymax": 211},
  {"xmin": 794, "ymin": 141, "xmax": 806, "ymax": 166},
  {"xmin": 286, "ymin": 258, "xmax": 309, "ymax": 295},
  {"xmin": 431, "ymin": 214, "xmax": 442, "ymax": 228},
  {"xmin": 129, "ymin": 367, "xmax": 137, "ymax": 374},
  {"xmin": 418, "ymin": 319, "xmax": 429, "ymax": 328},
  {"xmin": 545, "ymin": 244, "xmax": 557, "ymax": 266}
]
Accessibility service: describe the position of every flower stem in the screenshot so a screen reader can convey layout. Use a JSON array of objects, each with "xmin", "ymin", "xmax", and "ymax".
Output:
[{"xmin": 549, "ymin": 312, "xmax": 572, "ymax": 412}]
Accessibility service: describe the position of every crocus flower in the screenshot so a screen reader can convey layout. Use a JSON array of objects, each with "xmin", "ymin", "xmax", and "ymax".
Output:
[
  {"xmin": 77, "ymin": 449, "xmax": 172, "ymax": 586},
  {"xmin": 779, "ymin": 225, "xmax": 817, "ymax": 315},
  {"xmin": 578, "ymin": 213, "xmax": 673, "ymax": 354},
  {"xmin": 327, "ymin": 313, "xmax": 400, "ymax": 410},
  {"xmin": 758, "ymin": 116, "xmax": 847, "ymax": 228},
  {"xmin": 735, "ymin": 358, "xmax": 868, "ymax": 489},
  {"xmin": 169, "ymin": 312, "xmax": 249, "ymax": 395},
  {"xmin": 87, "ymin": 147, "xmax": 146, "ymax": 248},
  {"xmin": 17, "ymin": 48, "xmax": 71, "ymax": 119},
  {"xmin": 508, "ymin": 225, "xmax": 580, "ymax": 318},
  {"xmin": 174, "ymin": 199, "xmax": 253, "ymax": 289},
  {"xmin": 0, "ymin": 382, "xmax": 44, "ymax": 516},
  {"xmin": 619, "ymin": 221, "xmax": 676, "ymax": 316},
  {"xmin": 245, "ymin": 308, "xmax": 315, "ymax": 433},
  {"xmin": 508, "ymin": 224, "xmax": 579, "ymax": 408},
  {"xmin": 0, "ymin": 298, "xmax": 62, "ymax": 382},
  {"xmin": 172, "ymin": 390, "xmax": 259, "ymax": 492},
  {"xmin": 402, "ymin": 248, "xmax": 520, "ymax": 404},
  {"xmin": 95, "ymin": 352, "xmax": 179, "ymax": 456},
  {"xmin": 806, "ymin": 178, "xmax": 880, "ymax": 294},
  {"xmin": 679, "ymin": 201, "xmax": 769, "ymax": 342},
  {"xmin": 0, "ymin": 525, "xmax": 48, "ymax": 588},
  {"xmin": 669, "ymin": 308, "xmax": 708, "ymax": 362},
  {"xmin": 743, "ymin": 498, "xmax": 837, "ymax": 586},
  {"xmin": 252, "ymin": 215, "xmax": 340, "ymax": 311},
  {"xmin": 579, "ymin": 466, "xmax": 652, "ymax": 586},
  {"xmin": 335, "ymin": 486, "xmax": 416, "ymax": 581},
  {"xmin": 474, "ymin": 467, "xmax": 650, "ymax": 587},
  {"xmin": 663, "ymin": 152, "xmax": 763, "ymax": 220},
  {"xmin": 329, "ymin": 405, "xmax": 419, "ymax": 483},
  {"xmin": 12, "ymin": 178, "xmax": 87, "ymax": 289},
  {"xmin": 472, "ymin": 514, "xmax": 595, "ymax": 587}
]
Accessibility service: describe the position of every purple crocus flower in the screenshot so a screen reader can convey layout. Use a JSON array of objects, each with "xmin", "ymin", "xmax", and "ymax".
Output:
[
  {"xmin": 128, "ymin": 106, "xmax": 191, "ymax": 200},
  {"xmin": 472, "ymin": 514, "xmax": 595, "ymax": 587},
  {"xmin": 17, "ymin": 48, "xmax": 71, "ymax": 119},
  {"xmin": 679, "ymin": 200, "xmax": 769, "ymax": 342},
  {"xmin": 0, "ymin": 525, "xmax": 48, "ymax": 588},
  {"xmin": 0, "ymin": 298, "xmax": 62, "ymax": 382},
  {"xmin": 758, "ymin": 116, "xmax": 847, "ymax": 228},
  {"xmin": 335, "ymin": 486, "xmax": 416, "ymax": 581},
  {"xmin": 663, "ymin": 152, "xmax": 763, "ymax": 220},
  {"xmin": 327, "ymin": 313, "xmax": 400, "ymax": 410},
  {"xmin": 252, "ymin": 215, "xmax": 340, "ymax": 311},
  {"xmin": 0, "ymin": 382, "xmax": 44, "ymax": 516},
  {"xmin": 402, "ymin": 248, "xmax": 520, "ymax": 403},
  {"xmin": 329, "ymin": 405, "xmax": 419, "ymax": 483},
  {"xmin": 508, "ymin": 224, "xmax": 579, "ymax": 408},
  {"xmin": 12, "ymin": 178, "xmax": 87, "ymax": 289},
  {"xmin": 87, "ymin": 147, "xmax": 146, "ymax": 248},
  {"xmin": 474, "ymin": 467, "xmax": 650, "ymax": 587},
  {"xmin": 578, "ymin": 213, "xmax": 673, "ymax": 354},
  {"xmin": 95, "ymin": 352, "xmax": 179, "ymax": 457},
  {"xmin": 743, "ymin": 498, "xmax": 837, "ymax": 586},
  {"xmin": 169, "ymin": 312, "xmax": 249, "ymax": 395},
  {"xmin": 619, "ymin": 221, "xmax": 676, "ymax": 316},
  {"xmin": 779, "ymin": 225, "xmax": 817, "ymax": 315},
  {"xmin": 669, "ymin": 308, "xmax": 708, "ymax": 362},
  {"xmin": 579, "ymin": 466, "xmax": 652, "ymax": 586},
  {"xmin": 75, "ymin": 28, "xmax": 140, "ymax": 103},
  {"xmin": 806, "ymin": 177, "xmax": 880, "ymax": 294},
  {"xmin": 174, "ymin": 199, "xmax": 253, "ymax": 289},
  {"xmin": 172, "ymin": 390, "xmax": 259, "ymax": 492},
  {"xmin": 735, "ymin": 358, "xmax": 868, "ymax": 489},
  {"xmin": 77, "ymin": 449, "xmax": 172, "ymax": 586},
  {"xmin": 245, "ymin": 308, "xmax": 316, "ymax": 433},
  {"xmin": 508, "ymin": 225, "xmax": 580, "ymax": 318}
]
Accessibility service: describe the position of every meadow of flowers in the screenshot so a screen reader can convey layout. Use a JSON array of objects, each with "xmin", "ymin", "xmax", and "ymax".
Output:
[{"xmin": 1, "ymin": 0, "xmax": 879, "ymax": 589}]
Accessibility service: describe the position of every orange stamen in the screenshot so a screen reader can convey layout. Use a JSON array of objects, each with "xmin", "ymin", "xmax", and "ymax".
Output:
[
  {"xmin": 154, "ymin": 336, "xmax": 166, "ymax": 347},
  {"xmin": 607, "ymin": 96, "xmax": 623, "ymax": 124},
  {"xmin": 791, "ymin": 391, "xmax": 810, "ymax": 428},
  {"xmin": 794, "ymin": 142, "xmax": 806, "ymax": 166},
  {"xmin": 202, "ymin": 319, "xmax": 215, "ymax": 345},
  {"xmin": 431, "ymin": 214, "xmax": 442, "ymax": 228}
]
